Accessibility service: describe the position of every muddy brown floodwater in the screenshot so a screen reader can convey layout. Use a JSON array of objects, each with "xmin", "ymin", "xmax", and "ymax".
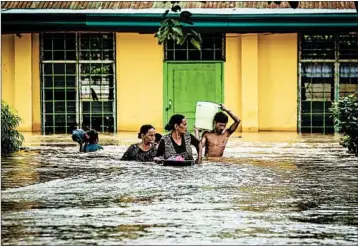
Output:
[{"xmin": 1, "ymin": 132, "xmax": 358, "ymax": 245}]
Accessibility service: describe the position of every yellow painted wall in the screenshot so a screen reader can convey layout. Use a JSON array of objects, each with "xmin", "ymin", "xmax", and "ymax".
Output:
[
  {"xmin": 241, "ymin": 34, "xmax": 259, "ymax": 132},
  {"xmin": 14, "ymin": 34, "xmax": 33, "ymax": 131},
  {"xmin": 224, "ymin": 34, "xmax": 242, "ymax": 132},
  {"xmin": 258, "ymin": 34, "xmax": 298, "ymax": 131},
  {"xmin": 1, "ymin": 34, "xmax": 15, "ymax": 106},
  {"xmin": 32, "ymin": 33, "xmax": 41, "ymax": 132},
  {"xmin": 1, "ymin": 32, "xmax": 298, "ymax": 133},
  {"xmin": 116, "ymin": 33, "xmax": 164, "ymax": 132}
]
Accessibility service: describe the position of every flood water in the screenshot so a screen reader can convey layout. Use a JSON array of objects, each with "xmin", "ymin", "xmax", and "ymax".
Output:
[{"xmin": 2, "ymin": 132, "xmax": 358, "ymax": 245}]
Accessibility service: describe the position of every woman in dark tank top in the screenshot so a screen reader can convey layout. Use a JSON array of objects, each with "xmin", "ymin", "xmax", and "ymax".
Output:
[{"xmin": 156, "ymin": 114, "xmax": 202, "ymax": 164}]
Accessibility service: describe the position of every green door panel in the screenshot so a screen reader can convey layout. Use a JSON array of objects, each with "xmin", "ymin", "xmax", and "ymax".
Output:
[{"xmin": 165, "ymin": 63, "xmax": 223, "ymax": 132}]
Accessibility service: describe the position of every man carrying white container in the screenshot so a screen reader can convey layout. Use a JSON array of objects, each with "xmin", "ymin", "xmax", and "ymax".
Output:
[{"xmin": 198, "ymin": 104, "xmax": 241, "ymax": 157}]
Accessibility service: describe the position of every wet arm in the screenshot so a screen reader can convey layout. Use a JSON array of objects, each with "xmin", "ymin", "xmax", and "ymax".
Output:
[
  {"xmin": 200, "ymin": 133, "xmax": 207, "ymax": 155},
  {"xmin": 196, "ymin": 142, "xmax": 202, "ymax": 164},
  {"xmin": 223, "ymin": 107, "xmax": 241, "ymax": 134}
]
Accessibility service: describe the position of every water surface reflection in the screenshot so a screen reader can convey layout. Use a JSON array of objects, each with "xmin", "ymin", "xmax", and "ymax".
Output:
[{"xmin": 2, "ymin": 132, "xmax": 357, "ymax": 245}]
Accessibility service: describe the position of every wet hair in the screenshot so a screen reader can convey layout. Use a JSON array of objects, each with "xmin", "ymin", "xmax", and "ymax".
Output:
[
  {"xmin": 138, "ymin": 124, "xmax": 155, "ymax": 139},
  {"xmin": 86, "ymin": 129, "xmax": 99, "ymax": 144},
  {"xmin": 214, "ymin": 112, "xmax": 228, "ymax": 124},
  {"xmin": 165, "ymin": 114, "xmax": 185, "ymax": 131},
  {"xmin": 155, "ymin": 133, "xmax": 162, "ymax": 143}
]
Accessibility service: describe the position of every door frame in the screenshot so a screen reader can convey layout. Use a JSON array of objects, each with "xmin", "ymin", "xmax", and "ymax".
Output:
[{"xmin": 163, "ymin": 61, "xmax": 225, "ymax": 130}]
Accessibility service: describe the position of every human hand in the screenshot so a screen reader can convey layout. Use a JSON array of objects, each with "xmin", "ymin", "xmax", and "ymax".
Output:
[
  {"xmin": 153, "ymin": 157, "xmax": 164, "ymax": 164},
  {"xmin": 220, "ymin": 104, "xmax": 229, "ymax": 112},
  {"xmin": 195, "ymin": 157, "xmax": 202, "ymax": 164},
  {"xmin": 194, "ymin": 126, "xmax": 200, "ymax": 133}
]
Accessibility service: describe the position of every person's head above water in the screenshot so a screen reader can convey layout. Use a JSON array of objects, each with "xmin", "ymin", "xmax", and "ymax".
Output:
[
  {"xmin": 165, "ymin": 114, "xmax": 187, "ymax": 134},
  {"xmin": 213, "ymin": 112, "xmax": 229, "ymax": 133},
  {"xmin": 86, "ymin": 129, "xmax": 99, "ymax": 144},
  {"xmin": 138, "ymin": 124, "xmax": 156, "ymax": 144}
]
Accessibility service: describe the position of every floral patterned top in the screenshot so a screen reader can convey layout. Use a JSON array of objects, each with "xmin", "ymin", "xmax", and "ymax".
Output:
[
  {"xmin": 156, "ymin": 132, "xmax": 199, "ymax": 160},
  {"xmin": 121, "ymin": 144, "xmax": 157, "ymax": 162}
]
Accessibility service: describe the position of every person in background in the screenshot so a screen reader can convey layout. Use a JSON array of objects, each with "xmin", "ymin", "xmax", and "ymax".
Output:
[
  {"xmin": 200, "ymin": 104, "xmax": 241, "ymax": 157},
  {"xmin": 121, "ymin": 124, "xmax": 158, "ymax": 162},
  {"xmin": 84, "ymin": 129, "xmax": 104, "ymax": 152},
  {"xmin": 156, "ymin": 114, "xmax": 202, "ymax": 164},
  {"xmin": 72, "ymin": 129, "xmax": 90, "ymax": 152}
]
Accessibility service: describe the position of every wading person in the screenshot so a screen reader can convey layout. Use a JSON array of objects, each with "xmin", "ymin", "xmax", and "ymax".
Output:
[
  {"xmin": 72, "ymin": 129, "xmax": 90, "ymax": 152},
  {"xmin": 121, "ymin": 124, "xmax": 158, "ymax": 162},
  {"xmin": 156, "ymin": 114, "xmax": 202, "ymax": 164},
  {"xmin": 200, "ymin": 104, "xmax": 241, "ymax": 157},
  {"xmin": 84, "ymin": 129, "xmax": 104, "ymax": 152}
]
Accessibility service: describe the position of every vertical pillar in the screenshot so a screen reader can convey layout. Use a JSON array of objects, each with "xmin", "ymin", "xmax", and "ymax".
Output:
[
  {"xmin": 14, "ymin": 33, "xmax": 33, "ymax": 132},
  {"xmin": 241, "ymin": 34, "xmax": 259, "ymax": 132},
  {"xmin": 32, "ymin": 33, "xmax": 41, "ymax": 132},
  {"xmin": 1, "ymin": 34, "xmax": 15, "ymax": 106}
]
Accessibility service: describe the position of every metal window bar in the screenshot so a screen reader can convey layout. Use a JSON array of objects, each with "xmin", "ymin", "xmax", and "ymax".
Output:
[
  {"xmin": 164, "ymin": 33, "xmax": 225, "ymax": 61},
  {"xmin": 299, "ymin": 33, "xmax": 358, "ymax": 134},
  {"xmin": 40, "ymin": 32, "xmax": 116, "ymax": 134}
]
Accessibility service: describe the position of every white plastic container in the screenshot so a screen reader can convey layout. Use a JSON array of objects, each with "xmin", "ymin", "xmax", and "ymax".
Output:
[{"xmin": 195, "ymin": 101, "xmax": 220, "ymax": 130}]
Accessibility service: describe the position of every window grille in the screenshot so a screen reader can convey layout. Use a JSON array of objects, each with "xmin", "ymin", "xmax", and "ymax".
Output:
[
  {"xmin": 164, "ymin": 33, "xmax": 225, "ymax": 61},
  {"xmin": 40, "ymin": 33, "xmax": 116, "ymax": 134},
  {"xmin": 299, "ymin": 33, "xmax": 358, "ymax": 134}
]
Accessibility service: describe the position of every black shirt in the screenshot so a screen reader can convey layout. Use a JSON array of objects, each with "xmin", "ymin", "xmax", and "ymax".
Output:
[{"xmin": 121, "ymin": 144, "xmax": 157, "ymax": 162}]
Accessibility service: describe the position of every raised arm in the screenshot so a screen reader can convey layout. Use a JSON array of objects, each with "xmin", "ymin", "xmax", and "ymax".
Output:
[{"xmin": 220, "ymin": 104, "xmax": 241, "ymax": 135}]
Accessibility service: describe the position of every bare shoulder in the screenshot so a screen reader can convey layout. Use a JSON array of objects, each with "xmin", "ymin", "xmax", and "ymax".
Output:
[{"xmin": 201, "ymin": 131, "xmax": 211, "ymax": 137}]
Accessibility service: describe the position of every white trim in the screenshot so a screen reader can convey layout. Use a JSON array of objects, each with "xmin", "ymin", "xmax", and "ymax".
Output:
[{"xmin": 1, "ymin": 8, "xmax": 356, "ymax": 15}]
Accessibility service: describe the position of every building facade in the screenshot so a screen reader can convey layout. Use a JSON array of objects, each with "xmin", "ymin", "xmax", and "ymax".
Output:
[{"xmin": 2, "ymin": 1, "xmax": 358, "ymax": 134}]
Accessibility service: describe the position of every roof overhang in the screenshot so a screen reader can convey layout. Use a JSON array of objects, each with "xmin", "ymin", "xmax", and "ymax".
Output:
[{"xmin": 2, "ymin": 8, "xmax": 358, "ymax": 34}]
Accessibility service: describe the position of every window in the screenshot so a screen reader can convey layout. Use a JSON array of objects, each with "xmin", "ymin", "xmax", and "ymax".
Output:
[
  {"xmin": 164, "ymin": 33, "xmax": 225, "ymax": 61},
  {"xmin": 41, "ymin": 33, "xmax": 116, "ymax": 134},
  {"xmin": 299, "ymin": 33, "xmax": 358, "ymax": 134}
]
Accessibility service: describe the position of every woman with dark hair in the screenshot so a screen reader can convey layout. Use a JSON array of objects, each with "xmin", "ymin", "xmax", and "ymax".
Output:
[
  {"xmin": 121, "ymin": 124, "xmax": 158, "ymax": 162},
  {"xmin": 156, "ymin": 114, "xmax": 202, "ymax": 164}
]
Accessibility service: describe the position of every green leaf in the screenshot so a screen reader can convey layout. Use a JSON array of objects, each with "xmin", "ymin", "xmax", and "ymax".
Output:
[
  {"xmin": 1, "ymin": 100, "xmax": 24, "ymax": 156},
  {"xmin": 190, "ymin": 37, "xmax": 201, "ymax": 50},
  {"xmin": 178, "ymin": 35, "xmax": 186, "ymax": 45},
  {"xmin": 172, "ymin": 27, "xmax": 183, "ymax": 36},
  {"xmin": 190, "ymin": 29, "xmax": 202, "ymax": 42},
  {"xmin": 172, "ymin": 19, "xmax": 182, "ymax": 27}
]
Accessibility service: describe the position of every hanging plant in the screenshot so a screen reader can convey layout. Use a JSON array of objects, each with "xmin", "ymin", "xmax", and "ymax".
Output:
[{"xmin": 155, "ymin": 2, "xmax": 202, "ymax": 50}]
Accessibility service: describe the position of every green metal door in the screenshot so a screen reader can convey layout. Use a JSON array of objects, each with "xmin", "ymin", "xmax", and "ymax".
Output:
[{"xmin": 164, "ymin": 62, "xmax": 223, "ymax": 131}]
